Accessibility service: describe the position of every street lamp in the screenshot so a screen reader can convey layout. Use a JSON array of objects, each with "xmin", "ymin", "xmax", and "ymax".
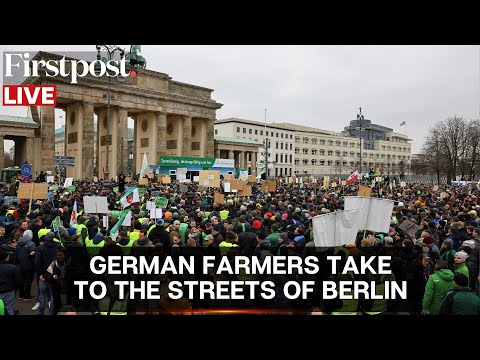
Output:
[
  {"xmin": 357, "ymin": 106, "xmax": 364, "ymax": 177},
  {"xmin": 95, "ymin": 45, "xmax": 125, "ymax": 180}
]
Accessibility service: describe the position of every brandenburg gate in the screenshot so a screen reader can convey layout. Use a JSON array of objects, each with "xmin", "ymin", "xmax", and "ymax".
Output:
[{"xmin": 24, "ymin": 51, "xmax": 223, "ymax": 179}]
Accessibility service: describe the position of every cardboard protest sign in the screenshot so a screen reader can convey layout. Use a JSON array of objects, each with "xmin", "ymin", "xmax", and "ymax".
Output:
[
  {"xmin": 199, "ymin": 170, "xmax": 220, "ymax": 188},
  {"xmin": 357, "ymin": 185, "xmax": 372, "ymax": 198},
  {"xmin": 138, "ymin": 178, "xmax": 148, "ymax": 186},
  {"xmin": 398, "ymin": 220, "xmax": 422, "ymax": 235},
  {"xmin": 17, "ymin": 183, "xmax": 48, "ymax": 199},
  {"xmin": 214, "ymin": 193, "xmax": 225, "ymax": 204}
]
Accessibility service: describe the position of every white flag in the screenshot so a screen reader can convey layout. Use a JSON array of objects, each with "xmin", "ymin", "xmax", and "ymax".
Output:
[
  {"xmin": 140, "ymin": 152, "xmax": 148, "ymax": 178},
  {"xmin": 344, "ymin": 196, "xmax": 395, "ymax": 233},
  {"xmin": 119, "ymin": 185, "xmax": 140, "ymax": 208},
  {"xmin": 70, "ymin": 200, "xmax": 77, "ymax": 227},
  {"xmin": 122, "ymin": 211, "xmax": 132, "ymax": 226},
  {"xmin": 312, "ymin": 210, "xmax": 359, "ymax": 247}
]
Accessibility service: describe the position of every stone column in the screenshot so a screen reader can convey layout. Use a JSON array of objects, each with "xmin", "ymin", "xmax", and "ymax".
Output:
[
  {"xmin": 215, "ymin": 149, "xmax": 220, "ymax": 158},
  {"xmin": 156, "ymin": 112, "xmax": 167, "ymax": 159},
  {"xmin": 117, "ymin": 107, "xmax": 129, "ymax": 176},
  {"xmin": 26, "ymin": 137, "xmax": 34, "ymax": 172},
  {"xmin": 41, "ymin": 106, "xmax": 55, "ymax": 171},
  {"xmin": 205, "ymin": 117, "xmax": 215, "ymax": 158},
  {"xmin": 228, "ymin": 150, "xmax": 234, "ymax": 160},
  {"xmin": 243, "ymin": 152, "xmax": 248, "ymax": 170},
  {"xmin": 133, "ymin": 117, "xmax": 138, "ymax": 174},
  {"xmin": 82, "ymin": 102, "xmax": 95, "ymax": 179},
  {"xmin": 0, "ymin": 135, "xmax": 4, "ymax": 169},
  {"xmin": 251, "ymin": 152, "xmax": 257, "ymax": 175},
  {"xmin": 182, "ymin": 116, "xmax": 192, "ymax": 156}
]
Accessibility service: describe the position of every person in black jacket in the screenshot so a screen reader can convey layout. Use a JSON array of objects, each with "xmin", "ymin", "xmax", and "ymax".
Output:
[
  {"xmin": 15, "ymin": 230, "xmax": 36, "ymax": 299},
  {"xmin": 34, "ymin": 232, "xmax": 61, "ymax": 315},
  {"xmin": 148, "ymin": 219, "xmax": 171, "ymax": 249},
  {"xmin": 0, "ymin": 248, "xmax": 22, "ymax": 315}
]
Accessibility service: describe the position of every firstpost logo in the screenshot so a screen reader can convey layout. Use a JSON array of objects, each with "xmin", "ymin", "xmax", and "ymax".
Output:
[{"xmin": 2, "ymin": 51, "xmax": 133, "ymax": 106}]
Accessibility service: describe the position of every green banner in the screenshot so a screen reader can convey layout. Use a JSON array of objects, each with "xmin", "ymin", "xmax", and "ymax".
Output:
[
  {"xmin": 67, "ymin": 185, "xmax": 76, "ymax": 192},
  {"xmin": 113, "ymin": 187, "xmax": 119, "ymax": 194},
  {"xmin": 155, "ymin": 197, "xmax": 168, "ymax": 208},
  {"xmin": 52, "ymin": 216, "xmax": 61, "ymax": 232},
  {"xmin": 110, "ymin": 209, "xmax": 130, "ymax": 236},
  {"xmin": 160, "ymin": 156, "xmax": 215, "ymax": 167}
]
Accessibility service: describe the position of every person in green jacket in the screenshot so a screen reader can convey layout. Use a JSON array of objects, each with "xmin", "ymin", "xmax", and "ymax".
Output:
[
  {"xmin": 266, "ymin": 224, "xmax": 280, "ymax": 247},
  {"xmin": 439, "ymin": 272, "xmax": 480, "ymax": 315},
  {"xmin": 453, "ymin": 251, "xmax": 470, "ymax": 286},
  {"xmin": 422, "ymin": 259, "xmax": 454, "ymax": 315}
]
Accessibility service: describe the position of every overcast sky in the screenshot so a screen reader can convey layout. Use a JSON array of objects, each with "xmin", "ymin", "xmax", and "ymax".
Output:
[{"xmin": 1, "ymin": 45, "xmax": 479, "ymax": 153}]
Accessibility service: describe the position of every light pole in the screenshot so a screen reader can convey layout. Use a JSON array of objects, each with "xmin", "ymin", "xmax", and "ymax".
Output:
[
  {"xmin": 120, "ymin": 136, "xmax": 124, "ymax": 175},
  {"xmin": 95, "ymin": 45, "xmax": 125, "ymax": 180},
  {"xmin": 357, "ymin": 106, "xmax": 364, "ymax": 178}
]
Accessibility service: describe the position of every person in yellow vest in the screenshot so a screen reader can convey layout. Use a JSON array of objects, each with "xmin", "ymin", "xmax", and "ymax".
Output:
[
  {"xmin": 219, "ymin": 231, "xmax": 239, "ymax": 257},
  {"xmin": 76, "ymin": 216, "xmax": 88, "ymax": 247},
  {"xmin": 220, "ymin": 207, "xmax": 230, "ymax": 221},
  {"xmin": 129, "ymin": 221, "xmax": 142, "ymax": 242},
  {"xmin": 85, "ymin": 232, "xmax": 105, "ymax": 257},
  {"xmin": 95, "ymin": 275, "xmax": 129, "ymax": 315},
  {"xmin": 116, "ymin": 230, "xmax": 135, "ymax": 256},
  {"xmin": 330, "ymin": 273, "xmax": 359, "ymax": 315}
]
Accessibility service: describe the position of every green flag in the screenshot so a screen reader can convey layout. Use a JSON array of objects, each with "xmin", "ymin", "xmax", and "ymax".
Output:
[
  {"xmin": 52, "ymin": 216, "xmax": 61, "ymax": 232},
  {"xmin": 67, "ymin": 185, "xmax": 76, "ymax": 192},
  {"xmin": 113, "ymin": 187, "xmax": 119, "ymax": 194},
  {"xmin": 110, "ymin": 209, "xmax": 130, "ymax": 238},
  {"xmin": 155, "ymin": 197, "xmax": 168, "ymax": 208}
]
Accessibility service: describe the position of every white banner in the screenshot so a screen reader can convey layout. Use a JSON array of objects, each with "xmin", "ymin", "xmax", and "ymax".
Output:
[
  {"xmin": 64, "ymin": 178, "xmax": 73, "ymax": 187},
  {"xmin": 103, "ymin": 215, "xmax": 108, "ymax": 229},
  {"xmin": 83, "ymin": 196, "xmax": 109, "ymax": 214},
  {"xmin": 150, "ymin": 208, "xmax": 163, "ymax": 219},
  {"xmin": 344, "ymin": 196, "xmax": 395, "ymax": 233},
  {"xmin": 312, "ymin": 210, "xmax": 359, "ymax": 247},
  {"xmin": 46, "ymin": 176, "xmax": 55, "ymax": 183},
  {"xmin": 224, "ymin": 182, "xmax": 231, "ymax": 193},
  {"xmin": 213, "ymin": 158, "xmax": 235, "ymax": 168}
]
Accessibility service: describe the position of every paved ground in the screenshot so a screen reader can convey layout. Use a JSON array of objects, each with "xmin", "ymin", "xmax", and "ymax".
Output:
[{"xmin": 15, "ymin": 281, "xmax": 38, "ymax": 315}]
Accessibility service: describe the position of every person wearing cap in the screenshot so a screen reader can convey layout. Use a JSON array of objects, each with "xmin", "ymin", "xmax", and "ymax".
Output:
[
  {"xmin": 453, "ymin": 251, "xmax": 470, "ymax": 286},
  {"xmin": 438, "ymin": 272, "xmax": 480, "ymax": 315},
  {"xmin": 76, "ymin": 216, "xmax": 88, "ymax": 246},
  {"xmin": 440, "ymin": 238, "xmax": 457, "ymax": 272},
  {"xmin": 148, "ymin": 219, "xmax": 171, "ymax": 249}
]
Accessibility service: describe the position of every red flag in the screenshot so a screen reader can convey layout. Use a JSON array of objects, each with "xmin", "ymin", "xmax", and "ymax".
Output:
[
  {"xmin": 102, "ymin": 167, "xmax": 106, "ymax": 180},
  {"xmin": 347, "ymin": 170, "xmax": 359, "ymax": 184}
]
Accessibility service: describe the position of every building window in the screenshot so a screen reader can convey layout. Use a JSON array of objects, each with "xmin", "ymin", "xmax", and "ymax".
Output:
[
  {"xmin": 303, "ymin": 159, "xmax": 308, "ymax": 165},
  {"xmin": 271, "ymin": 132, "xmax": 274, "ymax": 137},
  {"xmin": 350, "ymin": 161, "xmax": 354, "ymax": 166},
  {"xmin": 381, "ymin": 154, "xmax": 385, "ymax": 159},
  {"xmin": 312, "ymin": 149, "xmax": 318, "ymax": 155},
  {"xmin": 249, "ymin": 129, "xmax": 252, "ymax": 134},
  {"xmin": 290, "ymin": 144, "xmax": 292, "ymax": 150},
  {"xmin": 281, "ymin": 143, "xmax": 284, "ymax": 150},
  {"xmin": 215, "ymin": 129, "xmax": 218, "ymax": 135},
  {"xmin": 237, "ymin": 127, "xmax": 240, "ymax": 133},
  {"xmin": 191, "ymin": 142, "xmax": 200, "ymax": 150},
  {"xmin": 350, "ymin": 152, "xmax": 355, "ymax": 157},
  {"xmin": 290, "ymin": 135, "xmax": 293, "ymax": 139},
  {"xmin": 311, "ymin": 138, "xmax": 317, "ymax": 145},
  {"xmin": 382, "ymin": 146, "xmax": 385, "ymax": 150},
  {"xmin": 320, "ymin": 160, "xmax": 325, "ymax": 166},
  {"xmin": 328, "ymin": 140, "xmax": 334, "ymax": 146},
  {"xmin": 255, "ymin": 129, "xmax": 258, "ymax": 135},
  {"xmin": 320, "ymin": 149, "xmax": 325, "ymax": 155},
  {"xmin": 295, "ymin": 159, "xmax": 300, "ymax": 165},
  {"xmin": 303, "ymin": 137, "xmax": 309, "ymax": 144},
  {"xmin": 376, "ymin": 154, "xmax": 379, "ymax": 158},
  {"xmin": 336, "ymin": 161, "xmax": 341, "ymax": 166},
  {"xmin": 243, "ymin": 128, "xmax": 246, "ymax": 134},
  {"xmin": 336, "ymin": 141, "xmax": 341, "ymax": 146},
  {"xmin": 167, "ymin": 140, "xmax": 177, "ymax": 149},
  {"xmin": 311, "ymin": 159, "xmax": 317, "ymax": 166},
  {"xmin": 295, "ymin": 137, "xmax": 300, "ymax": 143},
  {"xmin": 281, "ymin": 133, "xmax": 284, "ymax": 138},
  {"xmin": 303, "ymin": 148, "xmax": 309, "ymax": 154},
  {"xmin": 392, "ymin": 146, "xmax": 396, "ymax": 151},
  {"xmin": 328, "ymin": 150, "xmax": 333, "ymax": 156},
  {"xmin": 68, "ymin": 132, "xmax": 78, "ymax": 144},
  {"xmin": 260, "ymin": 130, "xmax": 263, "ymax": 136},
  {"xmin": 290, "ymin": 155, "xmax": 292, "ymax": 163},
  {"xmin": 327, "ymin": 160, "xmax": 333, "ymax": 166},
  {"xmin": 280, "ymin": 154, "xmax": 283, "ymax": 163},
  {"xmin": 335, "ymin": 150, "xmax": 341, "ymax": 156},
  {"xmin": 276, "ymin": 133, "xmax": 279, "ymax": 138},
  {"xmin": 319, "ymin": 139, "xmax": 325, "ymax": 145},
  {"xmin": 295, "ymin": 148, "xmax": 300, "ymax": 154},
  {"xmin": 140, "ymin": 138, "xmax": 149, "ymax": 148}
]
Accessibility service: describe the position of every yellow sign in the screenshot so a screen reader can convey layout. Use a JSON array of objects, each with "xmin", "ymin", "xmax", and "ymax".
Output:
[{"xmin": 376, "ymin": 167, "xmax": 381, "ymax": 174}]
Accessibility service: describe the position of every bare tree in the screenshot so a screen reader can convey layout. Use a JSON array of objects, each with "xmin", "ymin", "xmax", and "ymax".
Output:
[
  {"xmin": 422, "ymin": 127, "xmax": 446, "ymax": 184},
  {"xmin": 465, "ymin": 119, "xmax": 480, "ymax": 180}
]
